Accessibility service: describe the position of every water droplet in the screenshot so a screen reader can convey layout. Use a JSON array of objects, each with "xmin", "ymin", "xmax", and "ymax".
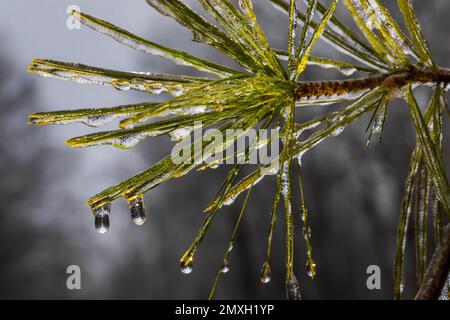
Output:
[
  {"xmin": 372, "ymin": 107, "xmax": 386, "ymax": 134},
  {"xmin": 223, "ymin": 195, "xmax": 237, "ymax": 206},
  {"xmin": 112, "ymin": 133, "xmax": 148, "ymax": 149},
  {"xmin": 169, "ymin": 85, "xmax": 185, "ymax": 97},
  {"xmin": 82, "ymin": 115, "xmax": 118, "ymax": 128},
  {"xmin": 192, "ymin": 31, "xmax": 205, "ymax": 43},
  {"xmin": 111, "ymin": 80, "xmax": 131, "ymax": 91},
  {"xmin": 210, "ymin": 162, "xmax": 220, "ymax": 169},
  {"xmin": 148, "ymin": 84, "xmax": 164, "ymax": 95},
  {"xmin": 331, "ymin": 125, "xmax": 345, "ymax": 137},
  {"xmin": 220, "ymin": 260, "xmax": 230, "ymax": 274},
  {"xmin": 170, "ymin": 127, "xmax": 191, "ymax": 142},
  {"xmin": 302, "ymin": 226, "xmax": 312, "ymax": 238},
  {"xmin": 180, "ymin": 259, "xmax": 194, "ymax": 274},
  {"xmin": 339, "ymin": 67, "xmax": 358, "ymax": 76},
  {"xmin": 399, "ymin": 283, "xmax": 405, "ymax": 295},
  {"xmin": 128, "ymin": 196, "xmax": 146, "ymax": 226},
  {"xmin": 260, "ymin": 262, "xmax": 272, "ymax": 284},
  {"xmin": 306, "ymin": 260, "xmax": 317, "ymax": 279},
  {"xmin": 93, "ymin": 203, "xmax": 111, "ymax": 235},
  {"xmin": 286, "ymin": 272, "xmax": 302, "ymax": 300}
]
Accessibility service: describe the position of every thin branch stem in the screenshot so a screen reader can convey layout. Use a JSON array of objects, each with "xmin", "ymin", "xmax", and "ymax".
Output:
[
  {"xmin": 415, "ymin": 224, "xmax": 450, "ymax": 300},
  {"xmin": 293, "ymin": 66, "xmax": 450, "ymax": 102}
]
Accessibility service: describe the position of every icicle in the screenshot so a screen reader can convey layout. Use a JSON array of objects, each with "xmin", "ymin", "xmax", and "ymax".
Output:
[
  {"xmin": 306, "ymin": 260, "xmax": 317, "ymax": 279},
  {"xmin": 128, "ymin": 196, "xmax": 146, "ymax": 226},
  {"xmin": 180, "ymin": 259, "xmax": 194, "ymax": 274},
  {"xmin": 366, "ymin": 95, "xmax": 388, "ymax": 147},
  {"xmin": 260, "ymin": 261, "xmax": 272, "ymax": 284},
  {"xmin": 372, "ymin": 107, "xmax": 386, "ymax": 134},
  {"xmin": 93, "ymin": 203, "xmax": 111, "ymax": 234},
  {"xmin": 286, "ymin": 272, "xmax": 302, "ymax": 300}
]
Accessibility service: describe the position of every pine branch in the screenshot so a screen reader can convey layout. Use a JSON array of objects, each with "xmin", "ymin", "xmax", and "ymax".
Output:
[
  {"xmin": 27, "ymin": 0, "xmax": 450, "ymax": 299},
  {"xmin": 294, "ymin": 66, "xmax": 450, "ymax": 103},
  {"xmin": 415, "ymin": 224, "xmax": 450, "ymax": 300}
]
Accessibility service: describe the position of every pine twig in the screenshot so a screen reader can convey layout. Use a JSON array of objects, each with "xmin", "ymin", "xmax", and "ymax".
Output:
[{"xmin": 415, "ymin": 224, "xmax": 450, "ymax": 300}]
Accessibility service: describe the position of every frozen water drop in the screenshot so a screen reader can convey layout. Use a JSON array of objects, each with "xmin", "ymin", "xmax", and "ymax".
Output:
[
  {"xmin": 111, "ymin": 80, "xmax": 131, "ymax": 91},
  {"xmin": 331, "ymin": 125, "xmax": 345, "ymax": 137},
  {"xmin": 372, "ymin": 107, "xmax": 386, "ymax": 134},
  {"xmin": 128, "ymin": 196, "xmax": 146, "ymax": 226},
  {"xmin": 170, "ymin": 85, "xmax": 185, "ymax": 97},
  {"xmin": 223, "ymin": 195, "xmax": 237, "ymax": 206},
  {"xmin": 220, "ymin": 260, "xmax": 230, "ymax": 274},
  {"xmin": 210, "ymin": 162, "xmax": 220, "ymax": 169},
  {"xmin": 339, "ymin": 67, "xmax": 358, "ymax": 76},
  {"xmin": 260, "ymin": 262, "xmax": 272, "ymax": 284},
  {"xmin": 180, "ymin": 260, "xmax": 194, "ymax": 274},
  {"xmin": 192, "ymin": 31, "xmax": 205, "ymax": 43},
  {"xmin": 149, "ymin": 84, "xmax": 164, "ymax": 95},
  {"xmin": 93, "ymin": 203, "xmax": 111, "ymax": 235},
  {"xmin": 444, "ymin": 83, "xmax": 450, "ymax": 92},
  {"xmin": 306, "ymin": 260, "xmax": 317, "ymax": 279},
  {"xmin": 286, "ymin": 272, "xmax": 302, "ymax": 300},
  {"xmin": 82, "ymin": 115, "xmax": 118, "ymax": 128},
  {"xmin": 113, "ymin": 133, "xmax": 148, "ymax": 149},
  {"xmin": 302, "ymin": 226, "xmax": 312, "ymax": 238}
]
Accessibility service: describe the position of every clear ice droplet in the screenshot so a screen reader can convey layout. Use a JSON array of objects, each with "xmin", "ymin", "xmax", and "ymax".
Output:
[
  {"xmin": 306, "ymin": 260, "xmax": 317, "ymax": 279},
  {"xmin": 94, "ymin": 203, "xmax": 111, "ymax": 235},
  {"xmin": 180, "ymin": 260, "xmax": 194, "ymax": 274},
  {"xmin": 128, "ymin": 196, "xmax": 146, "ymax": 226},
  {"xmin": 169, "ymin": 85, "xmax": 185, "ymax": 97},
  {"xmin": 223, "ymin": 195, "xmax": 237, "ymax": 206},
  {"xmin": 220, "ymin": 260, "xmax": 230, "ymax": 274},
  {"xmin": 286, "ymin": 272, "xmax": 302, "ymax": 300},
  {"xmin": 260, "ymin": 262, "xmax": 272, "ymax": 284},
  {"xmin": 210, "ymin": 162, "xmax": 220, "ymax": 170},
  {"xmin": 111, "ymin": 80, "xmax": 131, "ymax": 91}
]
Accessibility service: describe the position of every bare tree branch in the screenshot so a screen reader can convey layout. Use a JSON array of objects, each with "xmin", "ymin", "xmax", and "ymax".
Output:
[{"xmin": 415, "ymin": 224, "xmax": 450, "ymax": 300}]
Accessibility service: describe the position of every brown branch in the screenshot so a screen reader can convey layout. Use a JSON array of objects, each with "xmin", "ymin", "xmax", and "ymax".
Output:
[
  {"xmin": 414, "ymin": 224, "xmax": 450, "ymax": 300},
  {"xmin": 293, "ymin": 66, "xmax": 450, "ymax": 102}
]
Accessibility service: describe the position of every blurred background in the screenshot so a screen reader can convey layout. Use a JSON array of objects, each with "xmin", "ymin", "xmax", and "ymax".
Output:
[{"xmin": 0, "ymin": 0, "xmax": 448, "ymax": 299}]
